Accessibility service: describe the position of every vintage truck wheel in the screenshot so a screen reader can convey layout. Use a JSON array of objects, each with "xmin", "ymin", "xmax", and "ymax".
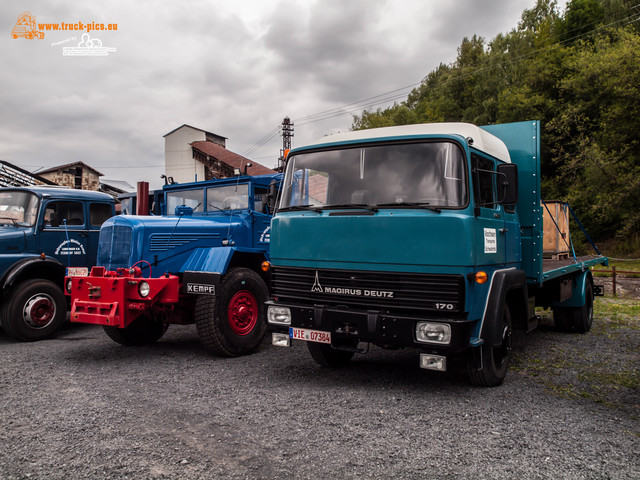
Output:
[
  {"xmin": 553, "ymin": 281, "xmax": 593, "ymax": 333},
  {"xmin": 195, "ymin": 268, "xmax": 268, "ymax": 357},
  {"xmin": 469, "ymin": 304, "xmax": 512, "ymax": 387},
  {"xmin": 553, "ymin": 307, "xmax": 573, "ymax": 331},
  {"xmin": 103, "ymin": 315, "xmax": 168, "ymax": 346},
  {"xmin": 571, "ymin": 281, "xmax": 594, "ymax": 333},
  {"xmin": 2, "ymin": 279, "xmax": 67, "ymax": 341},
  {"xmin": 307, "ymin": 342, "xmax": 354, "ymax": 367}
]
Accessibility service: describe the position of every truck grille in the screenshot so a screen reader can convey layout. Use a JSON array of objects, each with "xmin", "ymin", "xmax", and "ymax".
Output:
[
  {"xmin": 97, "ymin": 225, "xmax": 132, "ymax": 270},
  {"xmin": 271, "ymin": 266, "xmax": 465, "ymax": 314},
  {"xmin": 149, "ymin": 233, "xmax": 220, "ymax": 252}
]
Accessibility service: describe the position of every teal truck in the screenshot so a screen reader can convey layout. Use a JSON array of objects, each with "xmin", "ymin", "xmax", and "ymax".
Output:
[{"xmin": 266, "ymin": 120, "xmax": 607, "ymax": 386}]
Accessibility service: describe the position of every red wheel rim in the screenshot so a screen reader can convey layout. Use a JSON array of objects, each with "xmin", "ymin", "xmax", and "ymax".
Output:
[
  {"xmin": 227, "ymin": 290, "xmax": 258, "ymax": 335},
  {"xmin": 23, "ymin": 295, "xmax": 56, "ymax": 328}
]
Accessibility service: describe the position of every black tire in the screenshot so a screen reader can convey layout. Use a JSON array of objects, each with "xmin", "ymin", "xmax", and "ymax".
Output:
[
  {"xmin": 103, "ymin": 315, "xmax": 168, "ymax": 346},
  {"xmin": 572, "ymin": 281, "xmax": 594, "ymax": 333},
  {"xmin": 553, "ymin": 307, "xmax": 573, "ymax": 332},
  {"xmin": 469, "ymin": 304, "xmax": 513, "ymax": 387},
  {"xmin": 195, "ymin": 267, "xmax": 268, "ymax": 357},
  {"xmin": 553, "ymin": 281, "xmax": 593, "ymax": 333},
  {"xmin": 1, "ymin": 279, "xmax": 67, "ymax": 341},
  {"xmin": 307, "ymin": 342, "xmax": 354, "ymax": 367}
]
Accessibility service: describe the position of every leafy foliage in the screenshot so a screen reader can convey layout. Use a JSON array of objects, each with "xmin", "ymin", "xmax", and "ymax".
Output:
[{"xmin": 352, "ymin": 0, "xmax": 640, "ymax": 241}]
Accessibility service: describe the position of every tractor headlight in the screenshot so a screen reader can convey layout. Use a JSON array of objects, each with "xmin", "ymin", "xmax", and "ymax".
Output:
[
  {"xmin": 138, "ymin": 281, "xmax": 150, "ymax": 298},
  {"xmin": 415, "ymin": 322, "xmax": 451, "ymax": 345},
  {"xmin": 65, "ymin": 278, "xmax": 73, "ymax": 294}
]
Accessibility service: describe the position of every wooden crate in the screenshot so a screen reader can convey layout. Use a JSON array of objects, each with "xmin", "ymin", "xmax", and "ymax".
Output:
[{"xmin": 543, "ymin": 201, "xmax": 570, "ymax": 259}]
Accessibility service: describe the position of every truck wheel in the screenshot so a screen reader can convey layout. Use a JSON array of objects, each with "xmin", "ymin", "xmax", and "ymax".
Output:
[
  {"xmin": 469, "ymin": 304, "xmax": 512, "ymax": 387},
  {"xmin": 553, "ymin": 281, "xmax": 593, "ymax": 333},
  {"xmin": 103, "ymin": 314, "xmax": 168, "ymax": 346},
  {"xmin": 195, "ymin": 268, "xmax": 268, "ymax": 357},
  {"xmin": 553, "ymin": 307, "xmax": 573, "ymax": 332},
  {"xmin": 307, "ymin": 342, "xmax": 354, "ymax": 367},
  {"xmin": 2, "ymin": 279, "xmax": 67, "ymax": 341}
]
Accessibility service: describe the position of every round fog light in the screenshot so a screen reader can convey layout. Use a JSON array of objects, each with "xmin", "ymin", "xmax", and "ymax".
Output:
[
  {"xmin": 138, "ymin": 281, "xmax": 150, "ymax": 298},
  {"xmin": 65, "ymin": 278, "xmax": 73, "ymax": 294}
]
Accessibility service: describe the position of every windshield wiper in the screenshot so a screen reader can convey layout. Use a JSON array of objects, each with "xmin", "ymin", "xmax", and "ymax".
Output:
[
  {"xmin": 277, "ymin": 204, "xmax": 322, "ymax": 213},
  {"xmin": 0, "ymin": 216, "xmax": 19, "ymax": 226},
  {"xmin": 320, "ymin": 203, "xmax": 378, "ymax": 212},
  {"xmin": 374, "ymin": 202, "xmax": 441, "ymax": 213},
  {"xmin": 208, "ymin": 203, "xmax": 231, "ymax": 215}
]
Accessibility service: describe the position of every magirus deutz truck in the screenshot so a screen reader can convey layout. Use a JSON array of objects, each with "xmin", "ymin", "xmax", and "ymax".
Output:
[
  {"xmin": 266, "ymin": 120, "xmax": 607, "ymax": 386},
  {"xmin": 65, "ymin": 173, "xmax": 280, "ymax": 356}
]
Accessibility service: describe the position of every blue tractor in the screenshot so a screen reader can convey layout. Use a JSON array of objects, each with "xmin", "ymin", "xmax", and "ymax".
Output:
[{"xmin": 66, "ymin": 173, "xmax": 281, "ymax": 356}]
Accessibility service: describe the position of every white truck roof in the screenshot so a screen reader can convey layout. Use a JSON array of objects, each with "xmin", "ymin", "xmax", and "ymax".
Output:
[{"xmin": 313, "ymin": 123, "xmax": 511, "ymax": 163}]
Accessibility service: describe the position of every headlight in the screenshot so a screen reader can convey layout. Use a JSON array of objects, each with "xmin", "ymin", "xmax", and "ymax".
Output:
[
  {"xmin": 65, "ymin": 278, "xmax": 73, "ymax": 294},
  {"xmin": 267, "ymin": 306, "xmax": 291, "ymax": 325},
  {"xmin": 415, "ymin": 322, "xmax": 451, "ymax": 345},
  {"xmin": 138, "ymin": 281, "xmax": 150, "ymax": 298}
]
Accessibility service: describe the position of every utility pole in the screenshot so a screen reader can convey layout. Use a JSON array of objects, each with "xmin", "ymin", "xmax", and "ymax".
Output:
[{"xmin": 278, "ymin": 117, "xmax": 294, "ymax": 172}]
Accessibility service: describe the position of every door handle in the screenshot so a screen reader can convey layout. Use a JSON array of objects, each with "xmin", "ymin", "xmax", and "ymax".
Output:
[{"xmin": 499, "ymin": 228, "xmax": 508, "ymax": 234}]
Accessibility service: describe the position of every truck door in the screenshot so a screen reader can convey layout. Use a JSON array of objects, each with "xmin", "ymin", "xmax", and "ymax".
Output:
[
  {"xmin": 252, "ymin": 186, "xmax": 272, "ymax": 248},
  {"xmin": 472, "ymin": 154, "xmax": 506, "ymax": 267},
  {"xmin": 87, "ymin": 202, "xmax": 114, "ymax": 268},
  {"xmin": 40, "ymin": 200, "xmax": 89, "ymax": 268}
]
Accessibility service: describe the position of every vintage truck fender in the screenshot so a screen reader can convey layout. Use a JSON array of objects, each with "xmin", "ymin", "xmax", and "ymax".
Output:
[
  {"xmin": 180, "ymin": 246, "xmax": 269, "ymax": 295},
  {"xmin": 552, "ymin": 270, "xmax": 593, "ymax": 308},
  {"xmin": 480, "ymin": 268, "xmax": 528, "ymax": 347},
  {"xmin": 0, "ymin": 255, "xmax": 65, "ymax": 294}
]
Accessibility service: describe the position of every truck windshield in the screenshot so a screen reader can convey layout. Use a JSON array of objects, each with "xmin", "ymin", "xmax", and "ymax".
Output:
[
  {"xmin": 206, "ymin": 184, "xmax": 249, "ymax": 211},
  {"xmin": 166, "ymin": 189, "xmax": 204, "ymax": 215},
  {"xmin": 279, "ymin": 141, "xmax": 467, "ymax": 210},
  {"xmin": 0, "ymin": 191, "xmax": 39, "ymax": 227}
]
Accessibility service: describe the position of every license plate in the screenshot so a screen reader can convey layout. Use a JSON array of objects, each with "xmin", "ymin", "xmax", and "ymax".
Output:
[
  {"xmin": 289, "ymin": 327, "xmax": 331, "ymax": 344},
  {"xmin": 66, "ymin": 267, "xmax": 89, "ymax": 276}
]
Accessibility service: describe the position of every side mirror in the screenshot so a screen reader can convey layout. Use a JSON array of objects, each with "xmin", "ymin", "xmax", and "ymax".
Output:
[
  {"xmin": 266, "ymin": 180, "xmax": 279, "ymax": 213},
  {"xmin": 497, "ymin": 163, "xmax": 518, "ymax": 206}
]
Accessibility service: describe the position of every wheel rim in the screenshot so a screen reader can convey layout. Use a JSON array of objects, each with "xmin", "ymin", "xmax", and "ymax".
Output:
[
  {"xmin": 227, "ymin": 290, "xmax": 258, "ymax": 335},
  {"xmin": 22, "ymin": 293, "xmax": 57, "ymax": 329}
]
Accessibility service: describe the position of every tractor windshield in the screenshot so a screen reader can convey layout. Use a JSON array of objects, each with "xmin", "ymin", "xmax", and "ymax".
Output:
[
  {"xmin": 279, "ymin": 141, "xmax": 468, "ymax": 210},
  {"xmin": 0, "ymin": 191, "xmax": 39, "ymax": 227}
]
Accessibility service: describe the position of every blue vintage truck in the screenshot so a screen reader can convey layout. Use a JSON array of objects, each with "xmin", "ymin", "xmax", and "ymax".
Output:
[
  {"xmin": 66, "ymin": 173, "xmax": 281, "ymax": 356},
  {"xmin": 266, "ymin": 120, "xmax": 608, "ymax": 386},
  {"xmin": 0, "ymin": 187, "xmax": 115, "ymax": 341}
]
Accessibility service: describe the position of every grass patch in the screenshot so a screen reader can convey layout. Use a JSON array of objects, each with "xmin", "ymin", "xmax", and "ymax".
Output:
[
  {"xmin": 592, "ymin": 258, "xmax": 640, "ymax": 278},
  {"xmin": 514, "ymin": 297, "xmax": 639, "ymax": 415}
]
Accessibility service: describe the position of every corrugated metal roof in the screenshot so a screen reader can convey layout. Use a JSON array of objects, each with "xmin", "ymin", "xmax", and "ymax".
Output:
[
  {"xmin": 0, "ymin": 160, "xmax": 56, "ymax": 187},
  {"xmin": 191, "ymin": 141, "xmax": 275, "ymax": 176}
]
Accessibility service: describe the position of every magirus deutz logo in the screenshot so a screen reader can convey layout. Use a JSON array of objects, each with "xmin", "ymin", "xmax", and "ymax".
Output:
[{"xmin": 311, "ymin": 271, "xmax": 395, "ymax": 298}]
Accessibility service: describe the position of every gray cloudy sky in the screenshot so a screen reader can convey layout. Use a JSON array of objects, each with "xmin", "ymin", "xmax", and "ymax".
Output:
[{"xmin": 1, "ymin": 0, "xmax": 560, "ymax": 189}]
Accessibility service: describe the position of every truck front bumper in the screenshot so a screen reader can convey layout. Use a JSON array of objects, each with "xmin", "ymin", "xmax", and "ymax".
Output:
[
  {"xmin": 66, "ymin": 268, "xmax": 180, "ymax": 328},
  {"xmin": 266, "ymin": 300, "xmax": 475, "ymax": 354}
]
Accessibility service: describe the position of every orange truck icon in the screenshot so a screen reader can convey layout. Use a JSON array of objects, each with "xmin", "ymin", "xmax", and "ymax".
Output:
[{"xmin": 11, "ymin": 12, "xmax": 44, "ymax": 39}]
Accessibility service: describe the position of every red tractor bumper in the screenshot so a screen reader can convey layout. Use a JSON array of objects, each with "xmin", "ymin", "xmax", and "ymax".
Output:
[{"xmin": 66, "ymin": 266, "xmax": 180, "ymax": 328}]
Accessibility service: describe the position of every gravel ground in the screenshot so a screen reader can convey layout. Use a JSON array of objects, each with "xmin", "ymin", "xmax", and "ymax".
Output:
[{"xmin": 1, "ymin": 307, "xmax": 638, "ymax": 480}]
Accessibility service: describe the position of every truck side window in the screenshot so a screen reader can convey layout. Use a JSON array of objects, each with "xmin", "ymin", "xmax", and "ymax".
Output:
[
  {"xmin": 472, "ymin": 154, "xmax": 495, "ymax": 208},
  {"xmin": 254, "ymin": 187, "xmax": 268, "ymax": 213},
  {"xmin": 90, "ymin": 203, "xmax": 113, "ymax": 227},
  {"xmin": 44, "ymin": 201, "xmax": 84, "ymax": 227}
]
